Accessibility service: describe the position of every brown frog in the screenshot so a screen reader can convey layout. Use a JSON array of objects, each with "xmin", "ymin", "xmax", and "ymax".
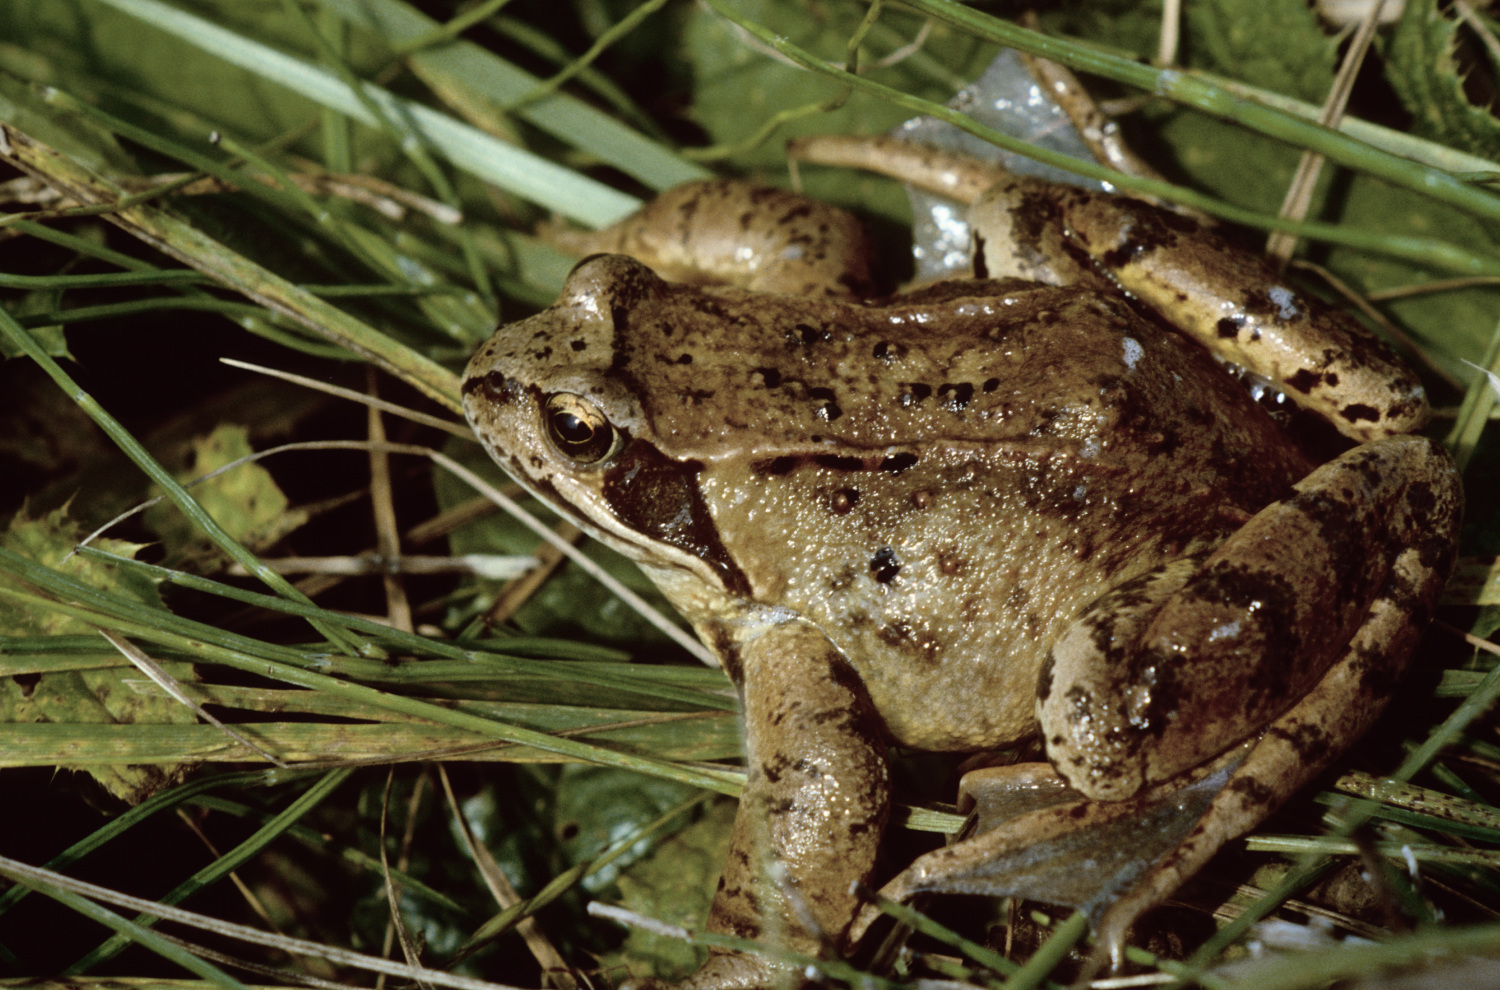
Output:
[{"xmin": 462, "ymin": 139, "xmax": 1462, "ymax": 987}]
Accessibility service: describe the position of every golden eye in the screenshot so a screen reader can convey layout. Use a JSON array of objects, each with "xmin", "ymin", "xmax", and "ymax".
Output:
[{"xmin": 543, "ymin": 393, "xmax": 618, "ymax": 464}]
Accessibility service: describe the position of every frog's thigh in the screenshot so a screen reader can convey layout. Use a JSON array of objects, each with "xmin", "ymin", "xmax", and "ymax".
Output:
[
  {"xmin": 967, "ymin": 180, "xmax": 1100, "ymax": 287},
  {"xmin": 1040, "ymin": 434, "xmax": 1461, "ymax": 803},
  {"xmin": 542, "ymin": 179, "xmax": 876, "ymax": 298},
  {"xmin": 1091, "ymin": 523, "xmax": 1452, "ymax": 959},
  {"xmin": 696, "ymin": 619, "xmax": 891, "ymax": 989},
  {"xmin": 1059, "ymin": 190, "xmax": 1427, "ymax": 439}
]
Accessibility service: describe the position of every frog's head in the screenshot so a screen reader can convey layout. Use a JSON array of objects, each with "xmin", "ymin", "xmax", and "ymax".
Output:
[{"xmin": 462, "ymin": 254, "xmax": 752, "ymax": 598}]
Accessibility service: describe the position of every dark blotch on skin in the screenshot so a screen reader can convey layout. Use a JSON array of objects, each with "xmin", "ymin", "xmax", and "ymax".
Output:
[
  {"xmin": 752, "ymin": 451, "xmax": 922, "ymax": 476},
  {"xmin": 899, "ymin": 383, "xmax": 932, "ymax": 407},
  {"xmin": 809, "ymin": 386, "xmax": 842, "ymax": 422},
  {"xmin": 873, "ymin": 341, "xmax": 904, "ymax": 361},
  {"xmin": 1285, "ymin": 368, "xmax": 1323, "ymax": 395},
  {"xmin": 1101, "ymin": 242, "xmax": 1143, "ymax": 269},
  {"xmin": 814, "ymin": 454, "xmax": 865, "ymax": 472},
  {"xmin": 1183, "ymin": 562, "xmax": 1304, "ymax": 714},
  {"xmin": 463, "ymin": 370, "xmax": 524, "ymax": 405},
  {"xmin": 870, "ymin": 547, "xmax": 901, "ymax": 584},
  {"xmin": 1269, "ymin": 720, "xmax": 1333, "ymax": 766},
  {"xmin": 1242, "ymin": 287, "xmax": 1299, "ymax": 322},
  {"xmin": 1011, "ymin": 189, "xmax": 1062, "ymax": 254},
  {"xmin": 706, "ymin": 623, "xmax": 745, "ymax": 685},
  {"xmin": 830, "ymin": 488, "xmax": 860, "ymax": 514},
  {"xmin": 569, "ymin": 339, "xmax": 587, "ymax": 352},
  {"xmin": 880, "ymin": 453, "xmax": 919, "ymax": 473},
  {"xmin": 972, "ymin": 233, "xmax": 989, "ymax": 279},
  {"xmin": 1340, "ymin": 403, "xmax": 1380, "ymax": 423},
  {"xmin": 1354, "ymin": 642, "xmax": 1403, "ymax": 700},
  {"xmin": 1228, "ymin": 775, "xmax": 1273, "ymax": 805},
  {"xmin": 755, "ymin": 456, "xmax": 797, "ymax": 476},
  {"xmin": 1037, "ymin": 653, "xmax": 1056, "ymax": 704},
  {"xmin": 1098, "ymin": 198, "xmax": 1191, "ymax": 269},
  {"xmin": 1127, "ymin": 645, "xmax": 1182, "ymax": 737},
  {"xmin": 1215, "ymin": 317, "xmax": 1243, "ymax": 340},
  {"xmin": 876, "ymin": 619, "xmax": 940, "ymax": 664},
  {"xmin": 938, "ymin": 382, "xmax": 975, "ymax": 411},
  {"xmin": 793, "ymin": 322, "xmax": 831, "ymax": 345},
  {"xmin": 603, "ymin": 439, "xmax": 751, "ymax": 596},
  {"xmin": 826, "ymin": 653, "xmax": 888, "ymax": 738},
  {"xmin": 753, "ymin": 366, "xmax": 783, "ymax": 388}
]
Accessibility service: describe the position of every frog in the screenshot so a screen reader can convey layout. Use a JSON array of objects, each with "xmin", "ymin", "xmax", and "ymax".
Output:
[{"xmin": 462, "ymin": 138, "xmax": 1462, "ymax": 988}]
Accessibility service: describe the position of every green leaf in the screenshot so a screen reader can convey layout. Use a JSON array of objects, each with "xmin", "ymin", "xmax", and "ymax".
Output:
[
  {"xmin": 1388, "ymin": 0, "xmax": 1500, "ymax": 160},
  {"xmin": 607, "ymin": 799, "xmax": 735, "ymax": 982},
  {"xmin": 1185, "ymin": 0, "xmax": 1337, "ymax": 103},
  {"xmin": 0, "ymin": 506, "xmax": 192, "ymax": 802},
  {"xmin": 0, "ymin": 507, "xmax": 163, "ymax": 632},
  {"xmin": 554, "ymin": 765, "xmax": 702, "ymax": 891},
  {"xmin": 143, "ymin": 423, "xmax": 305, "ymax": 560},
  {"xmin": 0, "ymin": 69, "xmax": 138, "ymax": 174},
  {"xmin": 1323, "ymin": 176, "xmax": 1500, "ymax": 375},
  {"xmin": 317, "ymin": 0, "xmax": 708, "ymax": 193}
]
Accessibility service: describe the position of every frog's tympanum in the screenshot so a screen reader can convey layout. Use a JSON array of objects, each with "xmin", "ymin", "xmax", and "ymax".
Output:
[{"xmin": 463, "ymin": 142, "xmax": 1462, "ymax": 987}]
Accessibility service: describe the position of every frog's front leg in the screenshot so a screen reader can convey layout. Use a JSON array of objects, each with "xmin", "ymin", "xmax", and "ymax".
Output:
[
  {"xmin": 865, "ymin": 434, "xmax": 1460, "ymax": 964},
  {"xmin": 682, "ymin": 616, "xmax": 891, "ymax": 990}
]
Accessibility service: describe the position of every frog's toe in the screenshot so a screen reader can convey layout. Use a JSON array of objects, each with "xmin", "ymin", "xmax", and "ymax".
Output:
[{"xmin": 848, "ymin": 748, "xmax": 1249, "ymax": 962}]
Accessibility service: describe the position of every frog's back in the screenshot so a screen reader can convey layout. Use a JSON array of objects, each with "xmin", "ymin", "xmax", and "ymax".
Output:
[{"xmin": 667, "ymin": 280, "xmax": 1315, "ymax": 750}]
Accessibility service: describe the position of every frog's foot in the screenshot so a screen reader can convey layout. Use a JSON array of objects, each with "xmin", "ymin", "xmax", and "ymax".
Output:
[{"xmin": 847, "ymin": 749, "xmax": 1248, "ymax": 954}]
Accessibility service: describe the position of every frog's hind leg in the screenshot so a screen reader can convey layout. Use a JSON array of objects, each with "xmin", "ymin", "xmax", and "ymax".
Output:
[
  {"xmin": 1089, "ymin": 525, "xmax": 1448, "ymax": 959},
  {"xmin": 1041, "ymin": 433, "xmax": 1459, "ymax": 802},
  {"xmin": 1051, "ymin": 432, "xmax": 1460, "ymax": 953},
  {"xmin": 539, "ymin": 179, "xmax": 878, "ymax": 298},
  {"xmin": 858, "ymin": 434, "xmax": 1458, "ymax": 968}
]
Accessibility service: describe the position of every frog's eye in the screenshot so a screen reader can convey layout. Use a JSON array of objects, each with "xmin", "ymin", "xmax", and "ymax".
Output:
[{"xmin": 543, "ymin": 393, "xmax": 619, "ymax": 464}]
